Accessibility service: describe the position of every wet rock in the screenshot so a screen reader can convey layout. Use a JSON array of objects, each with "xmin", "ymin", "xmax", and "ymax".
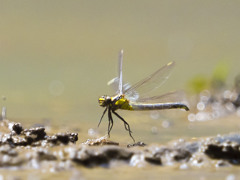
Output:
[
  {"xmin": 129, "ymin": 154, "xmax": 146, "ymax": 167},
  {"xmin": 12, "ymin": 123, "xmax": 23, "ymax": 135},
  {"xmin": 55, "ymin": 133, "xmax": 70, "ymax": 144},
  {"xmin": 11, "ymin": 136, "xmax": 28, "ymax": 146},
  {"xmin": 127, "ymin": 141, "xmax": 146, "ymax": 148},
  {"xmin": 47, "ymin": 133, "xmax": 78, "ymax": 145},
  {"xmin": 23, "ymin": 127, "xmax": 46, "ymax": 142},
  {"xmin": 151, "ymin": 147, "xmax": 191, "ymax": 165},
  {"xmin": 71, "ymin": 146, "xmax": 133, "ymax": 167},
  {"xmin": 172, "ymin": 149, "xmax": 191, "ymax": 161},
  {"xmin": 184, "ymin": 142, "xmax": 200, "ymax": 154},
  {"xmin": 0, "ymin": 120, "xmax": 78, "ymax": 147},
  {"xmin": 57, "ymin": 132, "xmax": 78, "ymax": 144},
  {"xmin": 215, "ymin": 160, "xmax": 231, "ymax": 167},
  {"xmin": 0, "ymin": 154, "xmax": 25, "ymax": 167},
  {"xmin": 37, "ymin": 149, "xmax": 57, "ymax": 161},
  {"xmin": 2, "ymin": 119, "xmax": 240, "ymax": 171},
  {"xmin": 144, "ymin": 156, "xmax": 162, "ymax": 165},
  {"xmin": 47, "ymin": 135, "xmax": 58, "ymax": 144},
  {"xmin": 205, "ymin": 141, "xmax": 240, "ymax": 164},
  {"xmin": 215, "ymin": 134, "xmax": 240, "ymax": 144},
  {"xmin": 82, "ymin": 136, "xmax": 119, "ymax": 146},
  {"xmin": 0, "ymin": 145, "xmax": 18, "ymax": 156}
]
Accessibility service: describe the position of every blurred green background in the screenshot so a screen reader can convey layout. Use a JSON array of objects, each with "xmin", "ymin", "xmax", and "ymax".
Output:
[{"xmin": 0, "ymin": 0, "xmax": 240, "ymax": 126}]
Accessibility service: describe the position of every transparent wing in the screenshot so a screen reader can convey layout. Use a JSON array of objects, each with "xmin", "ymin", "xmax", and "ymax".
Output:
[
  {"xmin": 107, "ymin": 77, "xmax": 132, "ymax": 94},
  {"xmin": 125, "ymin": 62, "xmax": 175, "ymax": 102},
  {"xmin": 135, "ymin": 90, "xmax": 187, "ymax": 103},
  {"xmin": 118, "ymin": 49, "xmax": 123, "ymax": 95}
]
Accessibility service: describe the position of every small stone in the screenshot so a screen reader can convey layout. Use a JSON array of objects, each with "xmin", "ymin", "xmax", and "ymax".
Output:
[
  {"xmin": 12, "ymin": 123, "xmax": 23, "ymax": 135},
  {"xmin": 144, "ymin": 156, "xmax": 161, "ymax": 165},
  {"xmin": 127, "ymin": 141, "xmax": 147, "ymax": 148}
]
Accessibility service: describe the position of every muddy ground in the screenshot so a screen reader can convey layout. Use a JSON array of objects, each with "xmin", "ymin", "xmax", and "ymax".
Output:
[{"xmin": 0, "ymin": 119, "xmax": 240, "ymax": 174}]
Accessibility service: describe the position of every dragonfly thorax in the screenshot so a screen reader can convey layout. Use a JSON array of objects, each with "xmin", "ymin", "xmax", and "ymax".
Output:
[{"xmin": 98, "ymin": 94, "xmax": 125, "ymax": 108}]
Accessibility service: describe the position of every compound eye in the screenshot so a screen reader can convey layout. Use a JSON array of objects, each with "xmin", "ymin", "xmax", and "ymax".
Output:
[{"xmin": 98, "ymin": 97, "xmax": 105, "ymax": 106}]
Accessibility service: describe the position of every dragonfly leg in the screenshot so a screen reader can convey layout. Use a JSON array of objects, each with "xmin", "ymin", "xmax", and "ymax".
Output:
[
  {"xmin": 112, "ymin": 111, "xmax": 135, "ymax": 142},
  {"xmin": 108, "ymin": 108, "xmax": 114, "ymax": 133},
  {"xmin": 107, "ymin": 108, "xmax": 114, "ymax": 137},
  {"xmin": 98, "ymin": 107, "xmax": 107, "ymax": 127}
]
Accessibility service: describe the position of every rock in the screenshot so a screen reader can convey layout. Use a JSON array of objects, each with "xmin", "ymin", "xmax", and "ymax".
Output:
[
  {"xmin": 82, "ymin": 136, "xmax": 119, "ymax": 146},
  {"xmin": 144, "ymin": 156, "xmax": 162, "ymax": 165},
  {"xmin": 127, "ymin": 141, "xmax": 147, "ymax": 148},
  {"xmin": 2, "ymin": 119, "xmax": 240, "ymax": 171},
  {"xmin": 205, "ymin": 140, "xmax": 240, "ymax": 164},
  {"xmin": 47, "ymin": 133, "xmax": 78, "ymax": 145},
  {"xmin": 71, "ymin": 145, "xmax": 133, "ymax": 167},
  {"xmin": 0, "ymin": 120, "xmax": 78, "ymax": 147},
  {"xmin": 23, "ymin": 127, "xmax": 46, "ymax": 142},
  {"xmin": 37, "ymin": 149, "xmax": 57, "ymax": 161},
  {"xmin": 12, "ymin": 123, "xmax": 23, "ymax": 135}
]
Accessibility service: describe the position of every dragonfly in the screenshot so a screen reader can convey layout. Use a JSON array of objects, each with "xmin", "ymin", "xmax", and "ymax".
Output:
[{"xmin": 98, "ymin": 50, "xmax": 189, "ymax": 142}]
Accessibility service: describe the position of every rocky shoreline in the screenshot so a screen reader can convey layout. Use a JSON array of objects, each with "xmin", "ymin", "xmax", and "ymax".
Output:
[{"xmin": 0, "ymin": 119, "xmax": 239, "ymax": 171}]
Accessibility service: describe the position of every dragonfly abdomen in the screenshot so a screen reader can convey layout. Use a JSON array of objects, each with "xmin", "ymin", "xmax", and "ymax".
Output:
[{"xmin": 130, "ymin": 102, "xmax": 189, "ymax": 111}]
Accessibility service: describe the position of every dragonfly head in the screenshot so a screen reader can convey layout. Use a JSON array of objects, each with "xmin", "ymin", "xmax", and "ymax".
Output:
[{"xmin": 98, "ymin": 95, "xmax": 111, "ymax": 107}]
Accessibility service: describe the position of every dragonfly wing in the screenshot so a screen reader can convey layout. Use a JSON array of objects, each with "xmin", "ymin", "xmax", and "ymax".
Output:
[
  {"xmin": 118, "ymin": 50, "xmax": 123, "ymax": 95},
  {"xmin": 136, "ymin": 90, "xmax": 187, "ymax": 103},
  {"xmin": 125, "ymin": 62, "xmax": 175, "ymax": 102},
  {"xmin": 107, "ymin": 77, "xmax": 132, "ymax": 94}
]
